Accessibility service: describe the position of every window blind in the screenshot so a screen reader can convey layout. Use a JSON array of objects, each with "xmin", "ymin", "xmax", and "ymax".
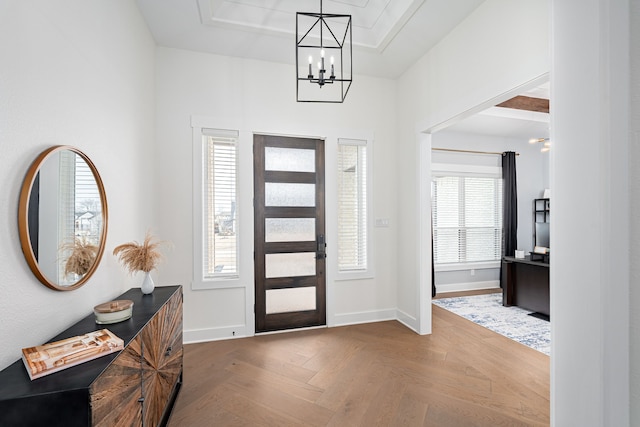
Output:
[
  {"xmin": 74, "ymin": 155, "xmax": 102, "ymax": 242},
  {"xmin": 431, "ymin": 175, "xmax": 502, "ymax": 264},
  {"xmin": 203, "ymin": 133, "xmax": 238, "ymax": 278},
  {"xmin": 337, "ymin": 141, "xmax": 367, "ymax": 271},
  {"xmin": 57, "ymin": 151, "xmax": 76, "ymax": 284}
]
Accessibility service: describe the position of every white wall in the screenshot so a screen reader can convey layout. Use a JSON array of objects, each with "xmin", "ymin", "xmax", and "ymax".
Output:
[
  {"xmin": 631, "ymin": 1, "xmax": 640, "ymax": 422},
  {"xmin": 395, "ymin": 0, "xmax": 550, "ymax": 331},
  {"xmin": 0, "ymin": 0, "xmax": 156, "ymax": 370},
  {"xmin": 154, "ymin": 47, "xmax": 399, "ymax": 341},
  {"xmin": 552, "ymin": 0, "xmax": 630, "ymax": 425},
  {"xmin": 431, "ymin": 130, "xmax": 549, "ymax": 292}
]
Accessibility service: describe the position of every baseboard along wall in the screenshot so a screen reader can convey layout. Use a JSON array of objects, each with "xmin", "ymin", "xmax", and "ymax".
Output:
[{"xmin": 435, "ymin": 280, "xmax": 500, "ymax": 295}]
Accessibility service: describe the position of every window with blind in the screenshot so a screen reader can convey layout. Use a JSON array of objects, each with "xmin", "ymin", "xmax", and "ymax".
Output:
[
  {"xmin": 56, "ymin": 152, "xmax": 103, "ymax": 285},
  {"xmin": 337, "ymin": 139, "xmax": 371, "ymax": 275},
  {"xmin": 202, "ymin": 130, "xmax": 238, "ymax": 279},
  {"xmin": 73, "ymin": 154, "xmax": 102, "ymax": 244},
  {"xmin": 431, "ymin": 175, "xmax": 502, "ymax": 265}
]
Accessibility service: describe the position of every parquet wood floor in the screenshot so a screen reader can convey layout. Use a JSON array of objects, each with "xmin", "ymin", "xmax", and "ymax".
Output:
[{"xmin": 168, "ymin": 304, "xmax": 549, "ymax": 426}]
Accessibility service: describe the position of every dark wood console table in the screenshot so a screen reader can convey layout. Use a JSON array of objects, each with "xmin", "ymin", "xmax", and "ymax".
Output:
[
  {"xmin": 0, "ymin": 285, "xmax": 183, "ymax": 427},
  {"xmin": 502, "ymin": 256, "xmax": 549, "ymax": 319}
]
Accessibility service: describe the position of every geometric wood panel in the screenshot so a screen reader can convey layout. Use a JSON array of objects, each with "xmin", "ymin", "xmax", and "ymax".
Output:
[
  {"xmin": 141, "ymin": 291, "xmax": 183, "ymax": 426},
  {"xmin": 90, "ymin": 336, "xmax": 143, "ymax": 427}
]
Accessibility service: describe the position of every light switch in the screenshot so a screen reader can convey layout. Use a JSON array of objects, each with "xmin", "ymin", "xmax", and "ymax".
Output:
[{"xmin": 375, "ymin": 218, "xmax": 390, "ymax": 227}]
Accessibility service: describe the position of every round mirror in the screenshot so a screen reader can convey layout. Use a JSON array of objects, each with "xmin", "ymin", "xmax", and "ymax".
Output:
[{"xmin": 18, "ymin": 146, "xmax": 108, "ymax": 291}]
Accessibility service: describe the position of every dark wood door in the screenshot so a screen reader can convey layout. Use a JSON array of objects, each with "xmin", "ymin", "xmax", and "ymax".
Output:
[{"xmin": 254, "ymin": 134, "xmax": 326, "ymax": 333}]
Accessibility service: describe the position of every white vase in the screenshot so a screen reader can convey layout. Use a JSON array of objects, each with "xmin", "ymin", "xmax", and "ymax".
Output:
[{"xmin": 141, "ymin": 272, "xmax": 155, "ymax": 294}]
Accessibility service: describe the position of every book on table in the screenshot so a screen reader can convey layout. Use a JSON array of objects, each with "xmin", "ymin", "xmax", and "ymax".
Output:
[{"xmin": 21, "ymin": 329, "xmax": 124, "ymax": 380}]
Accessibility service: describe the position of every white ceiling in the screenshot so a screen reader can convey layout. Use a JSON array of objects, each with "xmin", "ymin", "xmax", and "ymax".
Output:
[
  {"xmin": 134, "ymin": 0, "xmax": 548, "ymax": 140},
  {"xmin": 443, "ymin": 106, "xmax": 550, "ymax": 140},
  {"xmin": 444, "ymin": 82, "xmax": 550, "ymax": 140},
  {"xmin": 135, "ymin": 0, "xmax": 486, "ymax": 79}
]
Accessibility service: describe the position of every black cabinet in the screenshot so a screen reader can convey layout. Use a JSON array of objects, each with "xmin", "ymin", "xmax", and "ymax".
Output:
[{"xmin": 0, "ymin": 286, "xmax": 183, "ymax": 427}]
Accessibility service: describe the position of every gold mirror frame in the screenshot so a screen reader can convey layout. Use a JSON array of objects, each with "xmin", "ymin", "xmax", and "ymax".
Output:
[{"xmin": 18, "ymin": 146, "xmax": 109, "ymax": 291}]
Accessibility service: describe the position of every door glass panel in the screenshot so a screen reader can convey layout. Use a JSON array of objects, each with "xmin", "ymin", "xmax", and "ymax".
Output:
[
  {"xmin": 265, "ymin": 183, "xmax": 315, "ymax": 207},
  {"xmin": 266, "ymin": 287, "xmax": 316, "ymax": 314},
  {"xmin": 265, "ymin": 218, "xmax": 315, "ymax": 242},
  {"xmin": 265, "ymin": 252, "xmax": 316, "ymax": 278},
  {"xmin": 265, "ymin": 147, "xmax": 315, "ymax": 172}
]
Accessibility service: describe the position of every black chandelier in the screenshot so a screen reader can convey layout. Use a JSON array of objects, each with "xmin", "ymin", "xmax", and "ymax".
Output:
[{"xmin": 296, "ymin": 0, "xmax": 352, "ymax": 103}]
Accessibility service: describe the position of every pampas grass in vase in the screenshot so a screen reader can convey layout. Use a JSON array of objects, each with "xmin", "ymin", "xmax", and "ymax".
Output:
[
  {"xmin": 61, "ymin": 238, "xmax": 99, "ymax": 279},
  {"xmin": 113, "ymin": 231, "xmax": 166, "ymax": 294}
]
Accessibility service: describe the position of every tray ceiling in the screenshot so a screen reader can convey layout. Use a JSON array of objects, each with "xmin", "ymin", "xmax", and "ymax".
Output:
[
  {"xmin": 135, "ymin": 0, "xmax": 548, "ymax": 140},
  {"xmin": 135, "ymin": 0, "xmax": 486, "ymax": 78}
]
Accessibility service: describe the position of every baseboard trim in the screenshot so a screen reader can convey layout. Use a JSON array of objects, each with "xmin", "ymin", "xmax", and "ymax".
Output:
[
  {"xmin": 184, "ymin": 324, "xmax": 249, "ymax": 344},
  {"xmin": 396, "ymin": 309, "xmax": 419, "ymax": 333},
  {"xmin": 185, "ymin": 308, "xmax": 424, "ymax": 344},
  {"xmin": 331, "ymin": 308, "xmax": 397, "ymax": 328},
  {"xmin": 435, "ymin": 280, "xmax": 500, "ymax": 294},
  {"xmin": 185, "ymin": 308, "xmax": 398, "ymax": 343}
]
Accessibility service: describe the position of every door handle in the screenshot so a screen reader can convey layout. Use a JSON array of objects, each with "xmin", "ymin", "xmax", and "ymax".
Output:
[{"xmin": 316, "ymin": 235, "xmax": 326, "ymax": 259}]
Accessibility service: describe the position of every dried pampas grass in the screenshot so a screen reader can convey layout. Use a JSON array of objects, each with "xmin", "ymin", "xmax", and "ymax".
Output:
[
  {"xmin": 62, "ymin": 238, "xmax": 98, "ymax": 277},
  {"xmin": 113, "ymin": 231, "xmax": 166, "ymax": 274}
]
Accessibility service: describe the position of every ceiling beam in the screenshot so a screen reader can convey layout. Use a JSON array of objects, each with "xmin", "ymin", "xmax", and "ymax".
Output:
[{"xmin": 496, "ymin": 96, "xmax": 550, "ymax": 113}]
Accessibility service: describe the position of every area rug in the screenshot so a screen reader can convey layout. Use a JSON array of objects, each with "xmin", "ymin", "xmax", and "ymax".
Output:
[{"xmin": 433, "ymin": 293, "xmax": 550, "ymax": 356}]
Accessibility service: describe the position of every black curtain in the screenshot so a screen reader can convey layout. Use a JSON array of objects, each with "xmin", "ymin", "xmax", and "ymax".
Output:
[
  {"xmin": 431, "ymin": 221, "xmax": 436, "ymax": 297},
  {"xmin": 501, "ymin": 152, "xmax": 518, "ymax": 288}
]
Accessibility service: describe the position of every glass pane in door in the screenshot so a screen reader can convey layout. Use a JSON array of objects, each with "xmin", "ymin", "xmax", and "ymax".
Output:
[
  {"xmin": 265, "ymin": 252, "xmax": 316, "ymax": 278},
  {"xmin": 265, "ymin": 147, "xmax": 315, "ymax": 172},
  {"xmin": 265, "ymin": 183, "xmax": 315, "ymax": 207},
  {"xmin": 265, "ymin": 218, "xmax": 315, "ymax": 242},
  {"xmin": 266, "ymin": 287, "xmax": 316, "ymax": 314}
]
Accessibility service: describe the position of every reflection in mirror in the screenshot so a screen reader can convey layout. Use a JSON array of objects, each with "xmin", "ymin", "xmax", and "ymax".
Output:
[{"xmin": 19, "ymin": 146, "xmax": 108, "ymax": 291}]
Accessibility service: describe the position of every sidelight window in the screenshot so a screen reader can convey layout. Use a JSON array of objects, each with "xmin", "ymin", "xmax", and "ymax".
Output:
[
  {"xmin": 193, "ymin": 125, "xmax": 240, "ymax": 289},
  {"xmin": 203, "ymin": 131, "xmax": 238, "ymax": 278},
  {"xmin": 337, "ymin": 138, "xmax": 372, "ymax": 277}
]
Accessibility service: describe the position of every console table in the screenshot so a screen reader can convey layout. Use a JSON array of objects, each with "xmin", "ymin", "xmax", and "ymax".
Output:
[
  {"xmin": 502, "ymin": 257, "xmax": 549, "ymax": 319},
  {"xmin": 0, "ymin": 285, "xmax": 183, "ymax": 427}
]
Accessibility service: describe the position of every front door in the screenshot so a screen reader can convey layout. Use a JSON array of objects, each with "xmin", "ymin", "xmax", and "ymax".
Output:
[{"xmin": 253, "ymin": 134, "xmax": 326, "ymax": 333}]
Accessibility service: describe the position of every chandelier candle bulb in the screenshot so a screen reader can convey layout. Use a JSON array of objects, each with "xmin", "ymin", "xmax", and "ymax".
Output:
[{"xmin": 308, "ymin": 56, "xmax": 313, "ymax": 78}]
